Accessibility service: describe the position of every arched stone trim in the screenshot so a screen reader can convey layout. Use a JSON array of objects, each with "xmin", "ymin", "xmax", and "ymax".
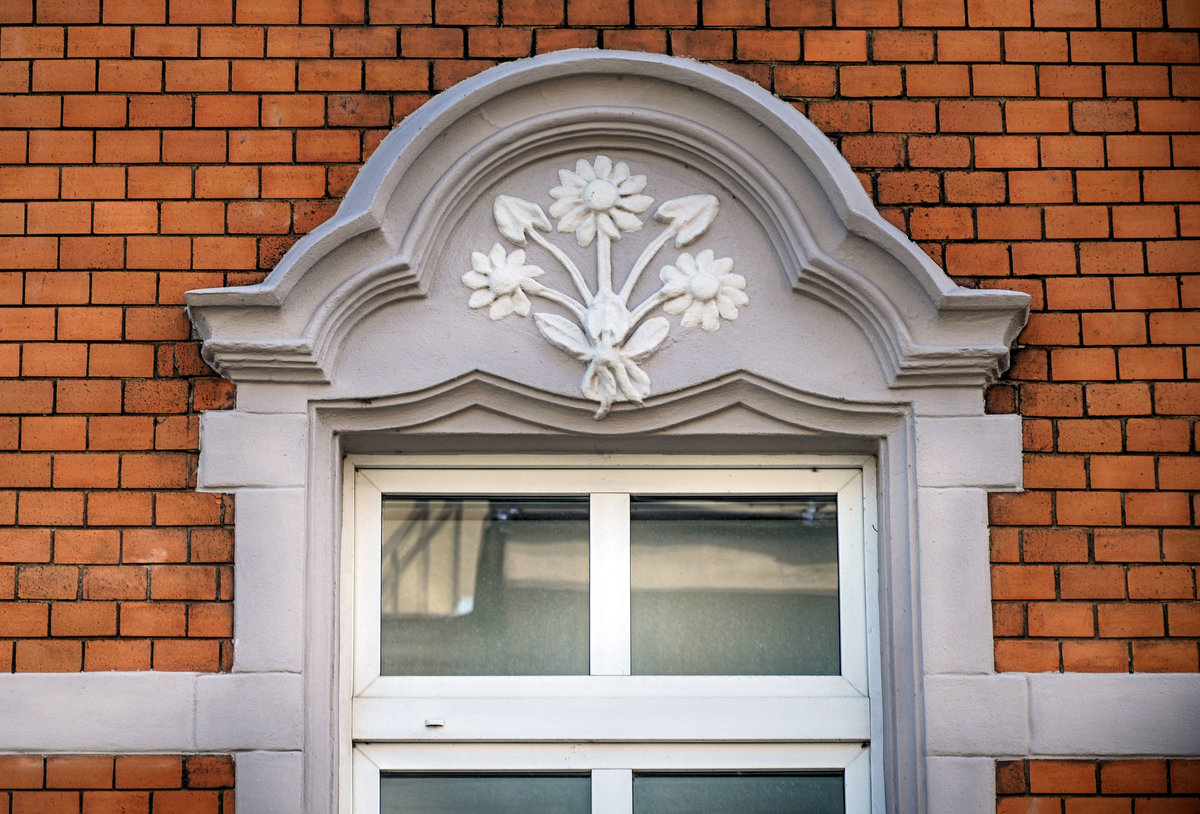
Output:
[
  {"xmin": 187, "ymin": 50, "xmax": 1027, "ymax": 394},
  {"xmin": 184, "ymin": 51, "xmax": 1033, "ymax": 813}
]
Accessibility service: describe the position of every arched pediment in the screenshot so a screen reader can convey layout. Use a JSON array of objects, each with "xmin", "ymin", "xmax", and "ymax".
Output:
[{"xmin": 186, "ymin": 50, "xmax": 1028, "ymax": 416}]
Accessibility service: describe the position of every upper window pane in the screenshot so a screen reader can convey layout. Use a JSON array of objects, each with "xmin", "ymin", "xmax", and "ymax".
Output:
[
  {"xmin": 629, "ymin": 497, "xmax": 840, "ymax": 675},
  {"xmin": 633, "ymin": 772, "xmax": 845, "ymax": 814},
  {"xmin": 380, "ymin": 497, "xmax": 589, "ymax": 675}
]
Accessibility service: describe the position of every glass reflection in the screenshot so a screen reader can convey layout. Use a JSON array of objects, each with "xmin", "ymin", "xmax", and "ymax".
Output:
[
  {"xmin": 630, "ymin": 497, "xmax": 840, "ymax": 675},
  {"xmin": 380, "ymin": 497, "xmax": 589, "ymax": 675}
]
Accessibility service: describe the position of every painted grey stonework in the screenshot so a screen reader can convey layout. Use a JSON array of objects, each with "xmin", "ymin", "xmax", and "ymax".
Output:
[{"xmin": 4, "ymin": 51, "xmax": 1196, "ymax": 814}]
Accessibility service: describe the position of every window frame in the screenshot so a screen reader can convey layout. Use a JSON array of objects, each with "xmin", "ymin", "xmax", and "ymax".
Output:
[{"xmin": 342, "ymin": 454, "xmax": 881, "ymax": 813}]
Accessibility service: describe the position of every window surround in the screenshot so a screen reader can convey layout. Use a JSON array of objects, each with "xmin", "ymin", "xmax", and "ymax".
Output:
[
  {"xmin": 179, "ymin": 50, "xmax": 1061, "ymax": 814},
  {"xmin": 344, "ymin": 455, "xmax": 880, "ymax": 812}
]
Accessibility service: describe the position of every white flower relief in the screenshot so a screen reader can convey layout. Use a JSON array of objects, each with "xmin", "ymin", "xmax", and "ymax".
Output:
[
  {"xmin": 660, "ymin": 249, "xmax": 748, "ymax": 332},
  {"xmin": 465, "ymin": 154, "xmax": 747, "ymax": 419},
  {"xmin": 462, "ymin": 243, "xmax": 544, "ymax": 320},
  {"xmin": 549, "ymin": 155, "xmax": 654, "ymax": 247}
]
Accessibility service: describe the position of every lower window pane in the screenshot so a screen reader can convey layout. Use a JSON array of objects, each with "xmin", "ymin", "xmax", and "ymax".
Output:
[
  {"xmin": 380, "ymin": 497, "xmax": 589, "ymax": 675},
  {"xmin": 381, "ymin": 774, "xmax": 590, "ymax": 814},
  {"xmin": 633, "ymin": 772, "xmax": 845, "ymax": 814},
  {"xmin": 630, "ymin": 497, "xmax": 840, "ymax": 675}
]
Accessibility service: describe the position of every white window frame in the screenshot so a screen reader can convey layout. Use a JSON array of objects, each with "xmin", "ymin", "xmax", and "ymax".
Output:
[{"xmin": 342, "ymin": 454, "xmax": 881, "ymax": 813}]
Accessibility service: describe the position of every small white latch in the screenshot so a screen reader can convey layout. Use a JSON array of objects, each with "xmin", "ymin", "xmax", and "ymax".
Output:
[{"xmin": 424, "ymin": 718, "xmax": 445, "ymax": 728}]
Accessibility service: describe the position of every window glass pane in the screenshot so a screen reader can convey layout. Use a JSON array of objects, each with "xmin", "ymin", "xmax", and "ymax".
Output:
[
  {"xmin": 380, "ymin": 498, "xmax": 589, "ymax": 675},
  {"xmin": 629, "ymin": 497, "xmax": 839, "ymax": 675},
  {"xmin": 381, "ymin": 774, "xmax": 590, "ymax": 814},
  {"xmin": 633, "ymin": 772, "xmax": 844, "ymax": 814}
]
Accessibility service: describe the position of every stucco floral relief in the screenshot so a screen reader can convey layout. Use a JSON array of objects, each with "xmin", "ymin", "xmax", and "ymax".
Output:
[{"xmin": 464, "ymin": 155, "xmax": 747, "ymax": 418}]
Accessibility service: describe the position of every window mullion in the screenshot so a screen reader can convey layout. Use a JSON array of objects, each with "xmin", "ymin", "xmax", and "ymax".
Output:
[
  {"xmin": 592, "ymin": 768, "xmax": 633, "ymax": 814},
  {"xmin": 590, "ymin": 492, "xmax": 631, "ymax": 676}
]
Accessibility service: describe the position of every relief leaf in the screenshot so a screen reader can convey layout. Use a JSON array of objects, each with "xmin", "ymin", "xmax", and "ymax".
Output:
[
  {"xmin": 654, "ymin": 194, "xmax": 719, "ymax": 247},
  {"xmin": 494, "ymin": 195, "xmax": 552, "ymax": 246},
  {"xmin": 533, "ymin": 312, "xmax": 592, "ymax": 361}
]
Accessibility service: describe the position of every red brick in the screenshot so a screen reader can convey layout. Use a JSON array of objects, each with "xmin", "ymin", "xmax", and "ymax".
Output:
[
  {"xmin": 84, "ymin": 639, "xmax": 152, "ymax": 671},
  {"xmin": 1098, "ymin": 603, "xmax": 1164, "ymax": 638},
  {"xmin": 1169, "ymin": 604, "xmax": 1200, "ymax": 636},
  {"xmin": 56, "ymin": 380, "xmax": 122, "ymax": 413},
  {"xmin": 1061, "ymin": 565, "xmax": 1127, "ymax": 599},
  {"xmin": 81, "ymin": 565, "xmax": 147, "ymax": 600},
  {"xmin": 992, "ymin": 564, "xmax": 1057, "ymax": 599},
  {"xmin": 153, "ymin": 639, "xmax": 221, "ymax": 672},
  {"xmin": 1127, "ymin": 492, "xmax": 1193, "ymax": 527},
  {"xmin": 120, "ymin": 601, "xmax": 186, "ymax": 636},
  {"xmin": 155, "ymin": 493, "xmax": 226, "ymax": 526},
  {"xmin": 113, "ymin": 756, "xmax": 181, "ymax": 789},
  {"xmin": 1133, "ymin": 640, "xmax": 1200, "ymax": 672},
  {"xmin": 995, "ymin": 639, "xmax": 1059, "ymax": 672},
  {"xmin": 805, "ymin": 30, "xmax": 867, "ymax": 62},
  {"xmin": 179, "ymin": 755, "xmax": 232, "ymax": 789},
  {"xmin": 51, "ymin": 601, "xmax": 117, "ymax": 636},
  {"xmin": 1128, "ymin": 565, "xmax": 1195, "ymax": 599},
  {"xmin": 0, "ymin": 755, "xmax": 44, "ymax": 789},
  {"xmin": 122, "ymin": 528, "xmax": 189, "ymax": 562},
  {"xmin": 1030, "ymin": 760, "xmax": 1097, "ymax": 794},
  {"xmin": 1029, "ymin": 602, "xmax": 1094, "ymax": 637},
  {"xmin": 1119, "ymin": 347, "xmax": 1184, "ymax": 380},
  {"xmin": 1062, "ymin": 640, "xmax": 1129, "ymax": 672}
]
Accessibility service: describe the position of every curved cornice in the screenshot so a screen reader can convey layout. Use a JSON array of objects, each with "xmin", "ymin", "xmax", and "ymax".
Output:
[{"xmin": 186, "ymin": 50, "xmax": 1028, "ymax": 390}]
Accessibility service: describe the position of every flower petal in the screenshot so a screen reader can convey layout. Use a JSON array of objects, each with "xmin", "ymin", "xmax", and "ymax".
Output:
[
  {"xmin": 676, "ymin": 252, "xmax": 696, "ymax": 274},
  {"xmin": 610, "ymin": 208, "xmax": 643, "ymax": 233},
  {"xmin": 550, "ymin": 197, "xmax": 582, "ymax": 219},
  {"xmin": 709, "ymin": 256, "xmax": 734, "ymax": 275},
  {"xmin": 680, "ymin": 302, "xmax": 702, "ymax": 327},
  {"xmin": 697, "ymin": 248, "xmax": 715, "ymax": 267},
  {"xmin": 719, "ymin": 273, "xmax": 746, "ymax": 290},
  {"xmin": 556, "ymin": 204, "xmax": 588, "ymax": 233},
  {"xmin": 618, "ymin": 175, "xmax": 646, "ymax": 195},
  {"xmin": 558, "ymin": 169, "xmax": 584, "ymax": 189},
  {"xmin": 511, "ymin": 288, "xmax": 531, "ymax": 317},
  {"xmin": 518, "ymin": 263, "xmax": 544, "ymax": 281},
  {"xmin": 720, "ymin": 286, "xmax": 749, "ymax": 307},
  {"xmin": 468, "ymin": 288, "xmax": 495, "ymax": 309},
  {"xmin": 611, "ymin": 161, "xmax": 630, "ymax": 185},
  {"xmin": 489, "ymin": 295, "xmax": 514, "ymax": 320},
  {"xmin": 594, "ymin": 155, "xmax": 612, "ymax": 178},
  {"xmin": 701, "ymin": 300, "xmax": 721, "ymax": 331},
  {"xmin": 471, "ymin": 251, "xmax": 491, "ymax": 272},
  {"xmin": 575, "ymin": 158, "xmax": 596, "ymax": 181},
  {"xmin": 462, "ymin": 270, "xmax": 489, "ymax": 289},
  {"xmin": 715, "ymin": 294, "xmax": 739, "ymax": 321},
  {"xmin": 618, "ymin": 194, "xmax": 653, "ymax": 214},
  {"xmin": 596, "ymin": 212, "xmax": 620, "ymax": 240},
  {"xmin": 489, "ymin": 243, "xmax": 507, "ymax": 267},
  {"xmin": 575, "ymin": 214, "xmax": 597, "ymax": 247}
]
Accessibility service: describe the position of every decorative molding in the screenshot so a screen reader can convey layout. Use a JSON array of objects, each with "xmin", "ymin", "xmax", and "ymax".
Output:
[
  {"xmin": 465, "ymin": 155, "xmax": 745, "ymax": 417},
  {"xmin": 186, "ymin": 51, "xmax": 1028, "ymax": 394}
]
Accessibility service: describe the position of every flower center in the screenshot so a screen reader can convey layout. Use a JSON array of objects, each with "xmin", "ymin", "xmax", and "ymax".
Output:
[
  {"xmin": 581, "ymin": 179, "xmax": 620, "ymax": 211},
  {"xmin": 688, "ymin": 271, "xmax": 721, "ymax": 301},
  {"xmin": 489, "ymin": 263, "xmax": 523, "ymax": 295}
]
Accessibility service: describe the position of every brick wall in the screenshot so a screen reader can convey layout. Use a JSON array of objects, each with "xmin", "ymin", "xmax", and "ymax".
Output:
[
  {"xmin": 0, "ymin": 754, "xmax": 234, "ymax": 813},
  {"xmin": 1, "ymin": 0, "xmax": 1197, "ymax": 809}
]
